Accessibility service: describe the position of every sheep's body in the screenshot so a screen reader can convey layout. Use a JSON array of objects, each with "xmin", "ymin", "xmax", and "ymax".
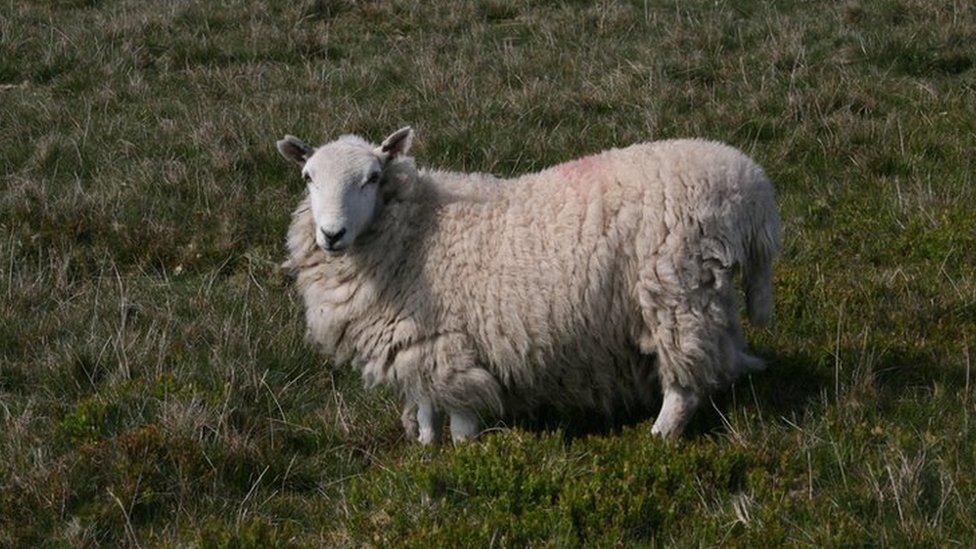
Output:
[{"xmin": 284, "ymin": 139, "xmax": 781, "ymax": 438}]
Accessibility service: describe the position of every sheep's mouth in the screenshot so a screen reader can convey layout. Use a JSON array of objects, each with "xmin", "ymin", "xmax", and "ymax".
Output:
[{"xmin": 321, "ymin": 244, "xmax": 347, "ymax": 256}]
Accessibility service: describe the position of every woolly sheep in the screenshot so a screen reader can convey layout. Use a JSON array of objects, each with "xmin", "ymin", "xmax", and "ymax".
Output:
[{"xmin": 277, "ymin": 127, "xmax": 781, "ymax": 443}]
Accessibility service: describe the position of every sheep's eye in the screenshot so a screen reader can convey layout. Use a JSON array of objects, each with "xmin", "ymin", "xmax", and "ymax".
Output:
[
  {"xmin": 365, "ymin": 172, "xmax": 380, "ymax": 186},
  {"xmin": 303, "ymin": 173, "xmax": 311, "ymax": 184}
]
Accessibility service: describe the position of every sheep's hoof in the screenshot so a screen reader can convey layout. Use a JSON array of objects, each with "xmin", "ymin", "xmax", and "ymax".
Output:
[
  {"xmin": 418, "ymin": 428, "xmax": 440, "ymax": 445},
  {"xmin": 651, "ymin": 386, "xmax": 700, "ymax": 438},
  {"xmin": 449, "ymin": 410, "xmax": 480, "ymax": 442}
]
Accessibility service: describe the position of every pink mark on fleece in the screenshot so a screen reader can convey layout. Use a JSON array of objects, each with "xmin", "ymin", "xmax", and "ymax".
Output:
[{"xmin": 554, "ymin": 154, "xmax": 603, "ymax": 180}]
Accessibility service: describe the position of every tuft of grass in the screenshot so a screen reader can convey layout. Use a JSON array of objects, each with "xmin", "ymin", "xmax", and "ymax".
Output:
[{"xmin": 2, "ymin": 0, "xmax": 975, "ymax": 544}]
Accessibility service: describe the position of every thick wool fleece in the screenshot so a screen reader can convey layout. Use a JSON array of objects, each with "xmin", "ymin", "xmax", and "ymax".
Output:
[{"xmin": 284, "ymin": 139, "xmax": 781, "ymax": 419}]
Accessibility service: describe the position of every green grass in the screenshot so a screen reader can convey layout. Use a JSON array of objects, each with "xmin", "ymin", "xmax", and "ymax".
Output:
[{"xmin": 2, "ymin": 0, "xmax": 975, "ymax": 545}]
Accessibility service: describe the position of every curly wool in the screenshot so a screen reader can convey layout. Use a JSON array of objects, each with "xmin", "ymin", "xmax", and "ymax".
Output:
[{"xmin": 284, "ymin": 139, "xmax": 781, "ymax": 419}]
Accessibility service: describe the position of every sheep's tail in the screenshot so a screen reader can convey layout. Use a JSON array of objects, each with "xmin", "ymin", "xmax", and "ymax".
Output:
[{"xmin": 742, "ymin": 182, "xmax": 782, "ymax": 327}]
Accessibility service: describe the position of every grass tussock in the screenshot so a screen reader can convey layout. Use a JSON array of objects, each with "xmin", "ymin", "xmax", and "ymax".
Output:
[{"xmin": 1, "ymin": 0, "xmax": 975, "ymax": 544}]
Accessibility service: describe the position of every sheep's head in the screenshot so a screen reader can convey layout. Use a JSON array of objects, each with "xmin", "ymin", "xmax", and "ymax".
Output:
[{"xmin": 277, "ymin": 127, "xmax": 414, "ymax": 253}]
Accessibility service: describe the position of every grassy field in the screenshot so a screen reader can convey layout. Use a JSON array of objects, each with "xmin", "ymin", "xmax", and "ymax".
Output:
[{"xmin": 2, "ymin": 0, "xmax": 975, "ymax": 545}]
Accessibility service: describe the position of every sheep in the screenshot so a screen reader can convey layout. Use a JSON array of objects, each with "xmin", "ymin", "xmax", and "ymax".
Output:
[{"xmin": 277, "ymin": 127, "xmax": 781, "ymax": 443}]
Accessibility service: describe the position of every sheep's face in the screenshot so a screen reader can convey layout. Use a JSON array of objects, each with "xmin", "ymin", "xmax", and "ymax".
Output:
[
  {"xmin": 277, "ymin": 128, "xmax": 413, "ymax": 253},
  {"xmin": 301, "ymin": 139, "xmax": 382, "ymax": 252}
]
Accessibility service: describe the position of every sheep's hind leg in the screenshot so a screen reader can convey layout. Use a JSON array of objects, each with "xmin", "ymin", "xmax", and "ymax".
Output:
[
  {"xmin": 416, "ymin": 396, "xmax": 444, "ymax": 445},
  {"xmin": 449, "ymin": 409, "xmax": 481, "ymax": 442},
  {"xmin": 651, "ymin": 385, "xmax": 701, "ymax": 438}
]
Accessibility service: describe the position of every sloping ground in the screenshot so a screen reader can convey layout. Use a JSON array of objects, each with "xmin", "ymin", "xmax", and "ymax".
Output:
[{"xmin": 1, "ymin": 0, "xmax": 974, "ymax": 545}]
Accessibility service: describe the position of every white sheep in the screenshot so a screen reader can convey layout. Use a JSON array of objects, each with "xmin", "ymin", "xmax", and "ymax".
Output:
[{"xmin": 278, "ymin": 127, "xmax": 781, "ymax": 443}]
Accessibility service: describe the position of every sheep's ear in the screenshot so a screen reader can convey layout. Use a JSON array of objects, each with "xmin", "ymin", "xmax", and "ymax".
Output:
[
  {"xmin": 277, "ymin": 135, "xmax": 314, "ymax": 165},
  {"xmin": 377, "ymin": 126, "xmax": 413, "ymax": 159}
]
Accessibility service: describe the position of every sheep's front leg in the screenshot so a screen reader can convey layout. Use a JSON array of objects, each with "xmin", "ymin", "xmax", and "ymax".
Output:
[
  {"xmin": 416, "ymin": 396, "xmax": 444, "ymax": 445},
  {"xmin": 449, "ymin": 409, "xmax": 481, "ymax": 442},
  {"xmin": 401, "ymin": 399, "xmax": 419, "ymax": 440},
  {"xmin": 650, "ymin": 385, "xmax": 700, "ymax": 438}
]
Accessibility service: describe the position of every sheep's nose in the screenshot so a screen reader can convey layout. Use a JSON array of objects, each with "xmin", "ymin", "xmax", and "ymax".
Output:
[{"xmin": 321, "ymin": 227, "xmax": 346, "ymax": 247}]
